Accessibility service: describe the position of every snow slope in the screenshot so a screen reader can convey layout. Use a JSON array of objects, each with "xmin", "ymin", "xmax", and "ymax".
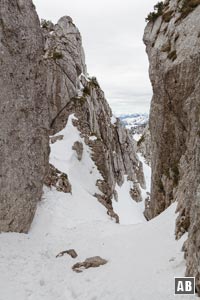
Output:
[
  {"xmin": 0, "ymin": 115, "xmax": 196, "ymax": 300},
  {"xmin": 112, "ymin": 176, "xmax": 146, "ymax": 225}
]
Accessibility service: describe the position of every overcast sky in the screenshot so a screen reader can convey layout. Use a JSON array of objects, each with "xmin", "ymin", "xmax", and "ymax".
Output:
[{"xmin": 33, "ymin": 0, "xmax": 156, "ymax": 115}]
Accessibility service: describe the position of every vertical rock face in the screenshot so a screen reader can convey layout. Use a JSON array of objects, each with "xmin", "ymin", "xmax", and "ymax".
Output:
[
  {"xmin": 144, "ymin": 0, "xmax": 200, "ymax": 292},
  {"xmin": 136, "ymin": 124, "xmax": 151, "ymax": 166},
  {"xmin": 42, "ymin": 17, "xmax": 87, "ymax": 133},
  {"xmin": 0, "ymin": 0, "xmax": 49, "ymax": 232}
]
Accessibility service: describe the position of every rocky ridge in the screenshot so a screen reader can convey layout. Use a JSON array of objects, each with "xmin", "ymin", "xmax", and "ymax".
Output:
[
  {"xmin": 43, "ymin": 17, "xmax": 145, "ymax": 215},
  {"xmin": 144, "ymin": 0, "xmax": 200, "ymax": 293}
]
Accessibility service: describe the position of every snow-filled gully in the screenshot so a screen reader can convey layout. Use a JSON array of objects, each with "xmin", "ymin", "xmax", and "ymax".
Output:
[{"xmin": 0, "ymin": 115, "xmax": 195, "ymax": 300}]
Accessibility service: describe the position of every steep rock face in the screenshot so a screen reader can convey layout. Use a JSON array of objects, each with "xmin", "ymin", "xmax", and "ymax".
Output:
[
  {"xmin": 44, "ymin": 17, "xmax": 145, "ymax": 213},
  {"xmin": 72, "ymin": 78, "xmax": 146, "ymax": 208},
  {"xmin": 0, "ymin": 0, "xmax": 49, "ymax": 233},
  {"xmin": 136, "ymin": 124, "xmax": 151, "ymax": 166},
  {"xmin": 144, "ymin": 0, "xmax": 200, "ymax": 292},
  {"xmin": 42, "ymin": 17, "xmax": 87, "ymax": 134}
]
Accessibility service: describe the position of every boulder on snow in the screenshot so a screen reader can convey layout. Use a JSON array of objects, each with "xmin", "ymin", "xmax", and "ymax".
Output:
[
  {"xmin": 72, "ymin": 141, "xmax": 83, "ymax": 161},
  {"xmin": 95, "ymin": 193, "xmax": 119, "ymax": 223},
  {"xmin": 44, "ymin": 164, "xmax": 72, "ymax": 194},
  {"xmin": 56, "ymin": 249, "xmax": 78, "ymax": 259},
  {"xmin": 107, "ymin": 209, "xmax": 119, "ymax": 224},
  {"xmin": 129, "ymin": 186, "xmax": 142, "ymax": 202},
  {"xmin": 72, "ymin": 256, "xmax": 107, "ymax": 272},
  {"xmin": 50, "ymin": 135, "xmax": 64, "ymax": 144}
]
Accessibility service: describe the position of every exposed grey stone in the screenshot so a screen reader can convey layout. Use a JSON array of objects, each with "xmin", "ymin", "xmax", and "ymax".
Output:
[
  {"xmin": 107, "ymin": 209, "xmax": 119, "ymax": 224},
  {"xmin": 72, "ymin": 256, "xmax": 107, "ymax": 272},
  {"xmin": 44, "ymin": 164, "xmax": 72, "ymax": 194},
  {"xmin": 41, "ymin": 19, "xmax": 54, "ymax": 32},
  {"xmin": 50, "ymin": 135, "xmax": 64, "ymax": 144},
  {"xmin": 72, "ymin": 141, "xmax": 83, "ymax": 161},
  {"xmin": 144, "ymin": 1, "xmax": 200, "ymax": 294},
  {"xmin": 43, "ymin": 16, "xmax": 87, "ymax": 134},
  {"xmin": 95, "ymin": 193, "xmax": 119, "ymax": 223},
  {"xmin": 130, "ymin": 186, "xmax": 142, "ymax": 203},
  {"xmin": 71, "ymin": 83, "xmax": 145, "ymax": 212},
  {"xmin": 0, "ymin": 0, "xmax": 49, "ymax": 233},
  {"xmin": 113, "ymin": 190, "xmax": 118, "ymax": 202},
  {"xmin": 136, "ymin": 124, "xmax": 151, "ymax": 166},
  {"xmin": 136, "ymin": 161, "xmax": 146, "ymax": 190},
  {"xmin": 56, "ymin": 249, "xmax": 78, "ymax": 259}
]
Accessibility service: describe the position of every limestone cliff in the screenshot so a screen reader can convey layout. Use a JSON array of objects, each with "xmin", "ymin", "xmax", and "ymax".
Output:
[
  {"xmin": 144, "ymin": 0, "xmax": 200, "ymax": 293},
  {"xmin": 0, "ymin": 0, "xmax": 49, "ymax": 232}
]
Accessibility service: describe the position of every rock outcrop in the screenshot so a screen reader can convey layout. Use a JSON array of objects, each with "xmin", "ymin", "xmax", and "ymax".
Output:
[
  {"xmin": 144, "ymin": 0, "xmax": 200, "ymax": 293},
  {"xmin": 44, "ymin": 164, "xmax": 72, "ymax": 194},
  {"xmin": 43, "ymin": 17, "xmax": 145, "ymax": 213},
  {"xmin": 136, "ymin": 124, "xmax": 151, "ymax": 166},
  {"xmin": 42, "ymin": 16, "xmax": 87, "ymax": 134},
  {"xmin": 0, "ymin": 0, "xmax": 49, "ymax": 233},
  {"xmin": 72, "ymin": 141, "xmax": 83, "ymax": 161}
]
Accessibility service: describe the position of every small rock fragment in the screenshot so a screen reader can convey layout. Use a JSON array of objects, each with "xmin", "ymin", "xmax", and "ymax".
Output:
[
  {"xmin": 72, "ymin": 141, "xmax": 83, "ymax": 161},
  {"xmin": 169, "ymin": 257, "xmax": 176, "ymax": 262},
  {"xmin": 44, "ymin": 164, "xmax": 72, "ymax": 194},
  {"xmin": 56, "ymin": 249, "xmax": 78, "ymax": 259},
  {"xmin": 72, "ymin": 256, "xmax": 107, "ymax": 272},
  {"xmin": 50, "ymin": 135, "xmax": 64, "ymax": 144}
]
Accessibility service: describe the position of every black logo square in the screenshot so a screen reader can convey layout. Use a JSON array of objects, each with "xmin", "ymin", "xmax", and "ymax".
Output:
[{"xmin": 175, "ymin": 277, "xmax": 195, "ymax": 295}]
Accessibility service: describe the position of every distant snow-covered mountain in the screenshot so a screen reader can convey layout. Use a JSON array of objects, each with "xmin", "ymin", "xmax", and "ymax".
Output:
[{"xmin": 118, "ymin": 113, "xmax": 149, "ymax": 130}]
